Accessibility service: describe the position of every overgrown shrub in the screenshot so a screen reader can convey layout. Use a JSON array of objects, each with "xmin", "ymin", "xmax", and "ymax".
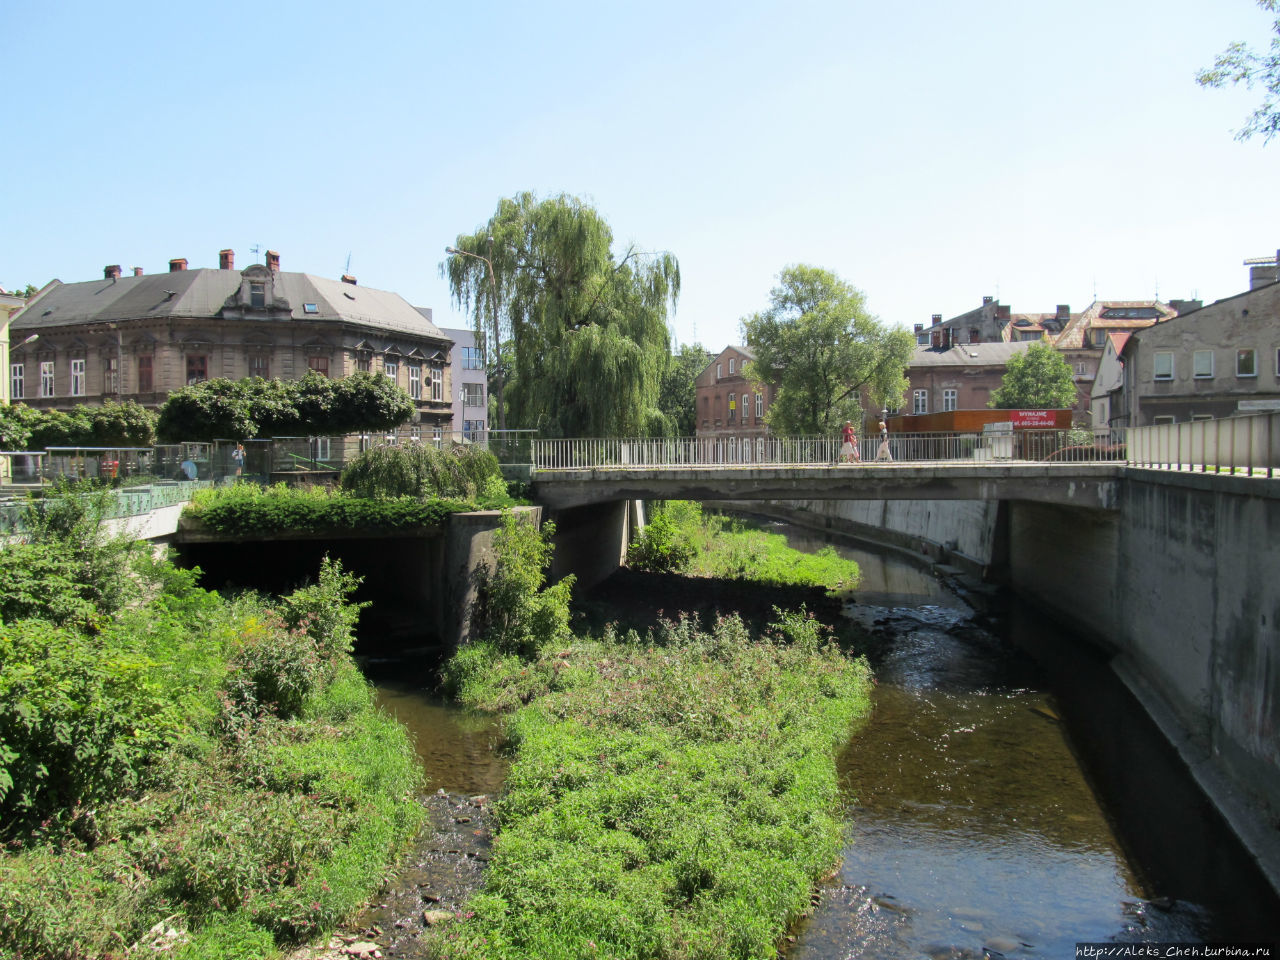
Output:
[
  {"xmin": 185, "ymin": 483, "xmax": 463, "ymax": 535},
  {"xmin": 467, "ymin": 511, "xmax": 575, "ymax": 659},
  {"xmin": 626, "ymin": 509, "xmax": 696, "ymax": 573}
]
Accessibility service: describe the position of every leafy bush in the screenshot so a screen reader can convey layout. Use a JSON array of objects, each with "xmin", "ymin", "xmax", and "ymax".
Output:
[
  {"xmin": 467, "ymin": 511, "xmax": 575, "ymax": 658},
  {"xmin": 185, "ymin": 483, "xmax": 465, "ymax": 535},
  {"xmin": 626, "ymin": 509, "xmax": 696, "ymax": 573}
]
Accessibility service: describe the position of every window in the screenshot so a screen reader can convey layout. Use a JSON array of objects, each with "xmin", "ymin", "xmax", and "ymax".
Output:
[
  {"xmin": 969, "ymin": 328, "xmax": 981, "ymax": 344},
  {"xmin": 729, "ymin": 358, "xmax": 735, "ymax": 375},
  {"xmin": 716, "ymin": 363, "xmax": 722, "ymax": 379},
  {"xmin": 913, "ymin": 389, "xmax": 928, "ymax": 414},
  {"xmin": 385, "ymin": 429, "xmax": 398, "ymax": 445},
  {"xmin": 250, "ymin": 282, "xmax": 265, "ymax": 308},
  {"xmin": 70, "ymin": 358, "xmax": 85, "ymax": 396},
  {"xmin": 462, "ymin": 346, "xmax": 485, "ymax": 370},
  {"xmin": 1153, "ymin": 415, "xmax": 1176, "ymax": 425},
  {"xmin": 1237, "ymin": 348, "xmax": 1257, "ymax": 377},
  {"xmin": 463, "ymin": 383, "xmax": 484, "ymax": 407},
  {"xmin": 1153, "ymin": 352, "xmax": 1174, "ymax": 380},
  {"xmin": 408, "ymin": 364, "xmax": 422, "ymax": 399},
  {"xmin": 312, "ymin": 437, "xmax": 332, "ymax": 461},
  {"xmin": 10, "ymin": 363, "xmax": 23, "ymax": 400},
  {"xmin": 249, "ymin": 354, "xmax": 270, "ymax": 379},
  {"xmin": 430, "ymin": 363, "xmax": 443, "ymax": 401},
  {"xmin": 755, "ymin": 393, "xmax": 763, "ymax": 418},
  {"xmin": 464, "ymin": 419, "xmax": 485, "ymax": 439},
  {"xmin": 1192, "ymin": 414, "xmax": 1214, "ymax": 421},
  {"xmin": 40, "ymin": 361, "xmax": 54, "ymax": 398},
  {"xmin": 138, "ymin": 355, "xmax": 153, "ymax": 393},
  {"xmin": 186, "ymin": 355, "xmax": 208, "ymax": 385},
  {"xmin": 410, "ymin": 425, "xmax": 421, "ymax": 442},
  {"xmin": 943, "ymin": 388, "xmax": 958, "ymax": 412},
  {"xmin": 104, "ymin": 356, "xmax": 118, "ymax": 394},
  {"xmin": 1193, "ymin": 350, "xmax": 1214, "ymax": 379},
  {"xmin": 384, "ymin": 359, "xmax": 398, "ymax": 382},
  {"xmin": 307, "ymin": 356, "xmax": 329, "ymax": 377},
  {"xmin": 728, "ymin": 393, "xmax": 736, "ymax": 421},
  {"xmin": 432, "ymin": 425, "xmax": 443, "ymax": 443},
  {"xmin": 302, "ymin": 302, "xmax": 319, "ymax": 314},
  {"xmin": 1093, "ymin": 330, "xmax": 1108, "ymax": 347}
]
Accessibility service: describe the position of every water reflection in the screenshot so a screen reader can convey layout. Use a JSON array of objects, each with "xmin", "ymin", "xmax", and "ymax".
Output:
[{"xmin": 363, "ymin": 659, "xmax": 508, "ymax": 796}]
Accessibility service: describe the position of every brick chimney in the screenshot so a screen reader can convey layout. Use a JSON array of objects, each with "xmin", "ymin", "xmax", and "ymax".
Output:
[
  {"xmin": 931, "ymin": 313, "xmax": 942, "ymax": 326},
  {"xmin": 913, "ymin": 323, "xmax": 924, "ymax": 335},
  {"xmin": 169, "ymin": 258, "xmax": 188, "ymax": 272},
  {"xmin": 265, "ymin": 250, "xmax": 280, "ymax": 273},
  {"xmin": 104, "ymin": 265, "xmax": 122, "ymax": 279},
  {"xmin": 132, "ymin": 266, "xmax": 144, "ymax": 277},
  {"xmin": 219, "ymin": 248, "xmax": 235, "ymax": 270},
  {"xmin": 982, "ymin": 296, "xmax": 994, "ymax": 306},
  {"xmin": 995, "ymin": 304, "xmax": 1011, "ymax": 321},
  {"xmin": 1056, "ymin": 304, "xmax": 1070, "ymax": 321},
  {"xmin": 341, "ymin": 274, "xmax": 358, "ymax": 285}
]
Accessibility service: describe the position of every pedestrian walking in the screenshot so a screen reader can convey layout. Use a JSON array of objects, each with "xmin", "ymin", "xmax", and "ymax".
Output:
[
  {"xmin": 840, "ymin": 420, "xmax": 860, "ymax": 463},
  {"xmin": 875, "ymin": 417, "xmax": 894, "ymax": 462},
  {"xmin": 232, "ymin": 442, "xmax": 246, "ymax": 477}
]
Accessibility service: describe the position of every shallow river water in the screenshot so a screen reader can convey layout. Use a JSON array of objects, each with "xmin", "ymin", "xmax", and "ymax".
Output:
[{"xmin": 364, "ymin": 521, "xmax": 1275, "ymax": 956}]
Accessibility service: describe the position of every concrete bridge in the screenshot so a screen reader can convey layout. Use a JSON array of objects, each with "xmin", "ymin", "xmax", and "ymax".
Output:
[{"xmin": 531, "ymin": 461, "xmax": 1124, "ymax": 511}]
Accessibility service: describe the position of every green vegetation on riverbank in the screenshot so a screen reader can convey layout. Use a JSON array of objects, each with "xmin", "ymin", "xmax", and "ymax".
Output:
[
  {"xmin": 183, "ymin": 444, "xmax": 522, "ymax": 536},
  {"xmin": 628, "ymin": 501, "xmax": 861, "ymax": 593},
  {"xmin": 0, "ymin": 499, "xmax": 422, "ymax": 959},
  {"xmin": 435, "ymin": 510, "xmax": 873, "ymax": 959}
]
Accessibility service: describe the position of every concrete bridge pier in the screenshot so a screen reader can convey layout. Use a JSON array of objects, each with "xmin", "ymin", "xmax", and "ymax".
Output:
[{"xmin": 546, "ymin": 499, "xmax": 638, "ymax": 590}]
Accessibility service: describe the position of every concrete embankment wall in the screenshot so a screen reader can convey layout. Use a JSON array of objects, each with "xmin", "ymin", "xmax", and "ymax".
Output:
[
  {"xmin": 1006, "ymin": 473, "xmax": 1280, "ymax": 891},
  {"xmin": 726, "ymin": 497, "xmax": 1001, "ymax": 575}
]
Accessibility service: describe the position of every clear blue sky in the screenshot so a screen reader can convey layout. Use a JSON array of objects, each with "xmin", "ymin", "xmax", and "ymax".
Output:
[{"xmin": 3, "ymin": 0, "xmax": 1277, "ymax": 350}]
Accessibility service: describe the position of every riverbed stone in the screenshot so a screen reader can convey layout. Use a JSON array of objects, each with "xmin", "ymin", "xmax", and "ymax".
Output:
[{"xmin": 423, "ymin": 909, "xmax": 454, "ymax": 926}]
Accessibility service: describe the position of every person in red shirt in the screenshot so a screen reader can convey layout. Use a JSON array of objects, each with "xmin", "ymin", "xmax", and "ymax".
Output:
[{"xmin": 840, "ymin": 420, "xmax": 860, "ymax": 463}]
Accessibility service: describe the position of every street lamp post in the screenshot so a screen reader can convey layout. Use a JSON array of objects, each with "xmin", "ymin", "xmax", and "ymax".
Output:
[{"xmin": 445, "ymin": 243, "xmax": 505, "ymax": 434}]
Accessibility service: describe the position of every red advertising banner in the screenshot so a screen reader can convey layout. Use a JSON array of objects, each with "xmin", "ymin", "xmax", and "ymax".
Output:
[{"xmin": 1009, "ymin": 410, "xmax": 1058, "ymax": 428}]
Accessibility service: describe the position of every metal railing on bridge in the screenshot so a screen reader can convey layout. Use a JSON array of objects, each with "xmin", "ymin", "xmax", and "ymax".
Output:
[
  {"xmin": 1125, "ymin": 411, "xmax": 1279, "ymax": 478},
  {"xmin": 532, "ymin": 429, "xmax": 1130, "ymax": 471}
]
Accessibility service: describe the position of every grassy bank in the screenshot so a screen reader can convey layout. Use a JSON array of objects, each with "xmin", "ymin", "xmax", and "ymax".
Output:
[
  {"xmin": 432, "ymin": 510, "xmax": 873, "ymax": 959},
  {"xmin": 628, "ymin": 501, "xmax": 860, "ymax": 594},
  {"xmin": 0, "ymin": 499, "xmax": 423, "ymax": 959}
]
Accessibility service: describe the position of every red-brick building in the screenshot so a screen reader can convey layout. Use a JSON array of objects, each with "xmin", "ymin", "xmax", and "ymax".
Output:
[{"xmin": 694, "ymin": 345, "xmax": 777, "ymax": 439}]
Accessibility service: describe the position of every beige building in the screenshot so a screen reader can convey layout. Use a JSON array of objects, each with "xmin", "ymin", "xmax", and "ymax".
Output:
[
  {"xmin": 1116, "ymin": 278, "xmax": 1280, "ymax": 426},
  {"xmin": 6, "ymin": 251, "xmax": 453, "ymax": 441}
]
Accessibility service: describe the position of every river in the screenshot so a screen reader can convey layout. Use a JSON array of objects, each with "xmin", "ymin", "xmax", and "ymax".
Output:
[{"xmin": 362, "ymin": 518, "xmax": 1277, "ymax": 956}]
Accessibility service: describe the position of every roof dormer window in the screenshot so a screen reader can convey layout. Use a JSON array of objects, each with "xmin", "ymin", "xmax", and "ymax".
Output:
[{"xmin": 250, "ymin": 283, "xmax": 265, "ymax": 308}]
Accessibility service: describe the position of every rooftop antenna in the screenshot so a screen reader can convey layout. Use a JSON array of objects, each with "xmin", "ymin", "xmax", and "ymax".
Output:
[
  {"xmin": 250, "ymin": 244, "xmax": 262, "ymax": 264},
  {"xmin": 1154, "ymin": 276, "xmax": 1160, "ymax": 301},
  {"xmin": 345, "ymin": 252, "xmax": 353, "ymax": 275}
]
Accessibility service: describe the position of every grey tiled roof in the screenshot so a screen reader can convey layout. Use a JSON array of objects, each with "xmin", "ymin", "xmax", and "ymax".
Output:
[
  {"xmin": 909, "ymin": 341, "xmax": 1034, "ymax": 368},
  {"xmin": 10, "ymin": 269, "xmax": 444, "ymax": 339}
]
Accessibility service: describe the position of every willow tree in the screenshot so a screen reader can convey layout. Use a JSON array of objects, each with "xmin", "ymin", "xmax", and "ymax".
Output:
[
  {"xmin": 743, "ymin": 265, "xmax": 914, "ymax": 436},
  {"xmin": 444, "ymin": 192, "xmax": 680, "ymax": 437}
]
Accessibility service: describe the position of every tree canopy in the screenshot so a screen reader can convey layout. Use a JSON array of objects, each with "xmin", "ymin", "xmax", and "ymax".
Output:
[
  {"xmin": 445, "ymin": 192, "xmax": 680, "ymax": 438},
  {"xmin": 658, "ymin": 343, "xmax": 710, "ymax": 436},
  {"xmin": 156, "ymin": 372, "xmax": 414, "ymax": 442},
  {"xmin": 742, "ymin": 265, "xmax": 914, "ymax": 436},
  {"xmin": 0, "ymin": 401, "xmax": 156, "ymax": 449},
  {"xmin": 988, "ymin": 342, "xmax": 1078, "ymax": 409},
  {"xmin": 1197, "ymin": 0, "xmax": 1280, "ymax": 142}
]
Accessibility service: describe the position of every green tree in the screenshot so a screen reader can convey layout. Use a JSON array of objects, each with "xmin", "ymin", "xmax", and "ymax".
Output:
[
  {"xmin": 1197, "ymin": 0, "xmax": 1280, "ymax": 142},
  {"xmin": 156, "ymin": 374, "xmax": 414, "ymax": 442},
  {"xmin": 445, "ymin": 192, "xmax": 680, "ymax": 437},
  {"xmin": 658, "ymin": 343, "xmax": 709, "ymax": 436},
  {"xmin": 87, "ymin": 400, "xmax": 156, "ymax": 447},
  {"xmin": 742, "ymin": 265, "xmax": 914, "ymax": 436},
  {"xmin": 0, "ymin": 404, "xmax": 42, "ymax": 449},
  {"xmin": 988, "ymin": 342, "xmax": 1078, "ymax": 409}
]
